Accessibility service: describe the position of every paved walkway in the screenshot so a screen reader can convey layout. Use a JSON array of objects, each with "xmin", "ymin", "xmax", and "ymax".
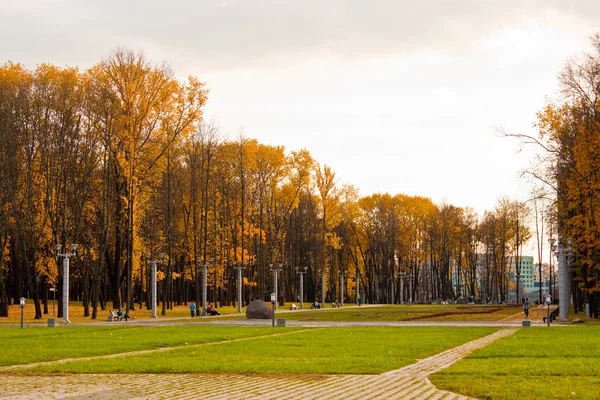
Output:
[{"xmin": 0, "ymin": 328, "xmax": 516, "ymax": 399}]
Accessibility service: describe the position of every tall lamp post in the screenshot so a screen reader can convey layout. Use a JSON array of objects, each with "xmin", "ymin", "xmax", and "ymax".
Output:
[
  {"xmin": 145, "ymin": 252, "xmax": 164, "ymax": 319},
  {"xmin": 55, "ymin": 243, "xmax": 78, "ymax": 324},
  {"xmin": 295, "ymin": 266, "xmax": 307, "ymax": 308},
  {"xmin": 19, "ymin": 297, "xmax": 25, "ymax": 329},
  {"xmin": 270, "ymin": 264, "xmax": 281, "ymax": 310},
  {"xmin": 270, "ymin": 292, "xmax": 276, "ymax": 327},
  {"xmin": 234, "ymin": 261, "xmax": 246, "ymax": 313}
]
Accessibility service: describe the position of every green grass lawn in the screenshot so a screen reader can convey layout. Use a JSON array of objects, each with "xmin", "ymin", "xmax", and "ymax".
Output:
[
  {"xmin": 272, "ymin": 304, "xmax": 521, "ymax": 322},
  {"xmin": 5, "ymin": 326, "xmax": 497, "ymax": 374},
  {"xmin": 5, "ymin": 301, "xmax": 250, "ymax": 324},
  {"xmin": 7, "ymin": 301, "xmax": 549, "ymax": 324},
  {"xmin": 430, "ymin": 326, "xmax": 600, "ymax": 400},
  {"xmin": 0, "ymin": 325, "xmax": 286, "ymax": 366}
]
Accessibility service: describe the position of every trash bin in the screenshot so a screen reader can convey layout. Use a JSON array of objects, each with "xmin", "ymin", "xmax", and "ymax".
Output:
[
  {"xmin": 522, "ymin": 320, "xmax": 531, "ymax": 327},
  {"xmin": 48, "ymin": 318, "xmax": 56, "ymax": 327}
]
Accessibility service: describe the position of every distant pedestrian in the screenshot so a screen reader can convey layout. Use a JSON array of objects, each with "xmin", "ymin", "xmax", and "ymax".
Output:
[
  {"xmin": 523, "ymin": 298, "xmax": 529, "ymax": 319},
  {"xmin": 358, "ymin": 297, "xmax": 362, "ymax": 307},
  {"xmin": 190, "ymin": 302, "xmax": 196, "ymax": 318}
]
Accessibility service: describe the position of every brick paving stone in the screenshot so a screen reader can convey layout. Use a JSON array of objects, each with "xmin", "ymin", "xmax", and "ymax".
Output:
[{"xmin": 0, "ymin": 329, "xmax": 516, "ymax": 400}]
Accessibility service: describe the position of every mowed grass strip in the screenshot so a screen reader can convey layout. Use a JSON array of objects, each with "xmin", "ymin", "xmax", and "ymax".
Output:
[
  {"xmin": 5, "ymin": 302, "xmax": 533, "ymax": 324},
  {"xmin": 23, "ymin": 327, "xmax": 497, "ymax": 374},
  {"xmin": 278, "ymin": 305, "xmax": 516, "ymax": 322},
  {"xmin": 0, "ymin": 325, "xmax": 289, "ymax": 367},
  {"xmin": 430, "ymin": 326, "xmax": 600, "ymax": 400},
  {"xmin": 3, "ymin": 302, "xmax": 249, "ymax": 324}
]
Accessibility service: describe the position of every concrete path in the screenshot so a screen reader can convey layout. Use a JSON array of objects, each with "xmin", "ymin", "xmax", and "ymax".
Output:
[{"xmin": 0, "ymin": 328, "xmax": 516, "ymax": 399}]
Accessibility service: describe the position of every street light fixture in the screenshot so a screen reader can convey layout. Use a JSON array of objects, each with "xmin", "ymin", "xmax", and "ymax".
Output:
[
  {"xmin": 270, "ymin": 264, "xmax": 281, "ymax": 310},
  {"xmin": 270, "ymin": 292, "xmax": 276, "ymax": 327},
  {"xmin": 19, "ymin": 297, "xmax": 25, "ymax": 329},
  {"xmin": 295, "ymin": 266, "xmax": 307, "ymax": 308},
  {"xmin": 55, "ymin": 243, "xmax": 78, "ymax": 324},
  {"xmin": 145, "ymin": 252, "xmax": 164, "ymax": 318}
]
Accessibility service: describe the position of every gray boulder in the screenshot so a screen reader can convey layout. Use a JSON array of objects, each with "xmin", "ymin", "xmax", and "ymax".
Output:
[{"xmin": 246, "ymin": 300, "xmax": 272, "ymax": 319}]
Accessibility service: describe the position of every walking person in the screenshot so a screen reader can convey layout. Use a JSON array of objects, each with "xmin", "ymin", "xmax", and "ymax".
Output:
[
  {"xmin": 190, "ymin": 302, "xmax": 196, "ymax": 318},
  {"xmin": 523, "ymin": 298, "xmax": 529, "ymax": 319}
]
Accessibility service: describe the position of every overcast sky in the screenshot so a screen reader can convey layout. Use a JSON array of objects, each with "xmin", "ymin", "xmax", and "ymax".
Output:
[{"xmin": 2, "ymin": 0, "xmax": 599, "ymax": 219}]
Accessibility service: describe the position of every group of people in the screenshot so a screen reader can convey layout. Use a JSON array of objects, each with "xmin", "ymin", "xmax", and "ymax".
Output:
[{"xmin": 189, "ymin": 302, "xmax": 221, "ymax": 317}]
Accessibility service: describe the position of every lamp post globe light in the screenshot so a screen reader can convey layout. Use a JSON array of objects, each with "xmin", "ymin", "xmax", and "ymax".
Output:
[
  {"xmin": 270, "ymin": 264, "xmax": 281, "ymax": 310},
  {"xmin": 270, "ymin": 292, "xmax": 276, "ymax": 327},
  {"xmin": 19, "ymin": 297, "xmax": 25, "ymax": 329},
  {"xmin": 545, "ymin": 294, "xmax": 552, "ymax": 327},
  {"xmin": 145, "ymin": 252, "xmax": 164, "ymax": 318},
  {"xmin": 55, "ymin": 243, "xmax": 78, "ymax": 324}
]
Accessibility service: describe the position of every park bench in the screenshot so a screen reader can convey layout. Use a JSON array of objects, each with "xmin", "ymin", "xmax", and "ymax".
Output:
[
  {"xmin": 108, "ymin": 310, "xmax": 120, "ymax": 321},
  {"xmin": 109, "ymin": 310, "xmax": 132, "ymax": 321}
]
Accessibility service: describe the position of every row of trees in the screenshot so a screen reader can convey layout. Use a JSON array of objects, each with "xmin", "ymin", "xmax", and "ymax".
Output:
[{"xmin": 0, "ymin": 49, "xmax": 556, "ymax": 320}]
